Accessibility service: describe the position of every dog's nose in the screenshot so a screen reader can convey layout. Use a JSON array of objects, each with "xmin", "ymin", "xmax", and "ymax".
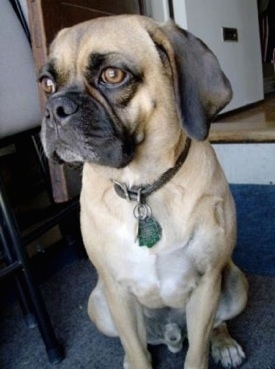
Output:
[{"xmin": 45, "ymin": 96, "xmax": 79, "ymax": 125}]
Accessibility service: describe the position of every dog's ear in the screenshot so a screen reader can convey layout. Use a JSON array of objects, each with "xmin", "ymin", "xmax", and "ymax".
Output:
[{"xmin": 148, "ymin": 21, "xmax": 232, "ymax": 140}]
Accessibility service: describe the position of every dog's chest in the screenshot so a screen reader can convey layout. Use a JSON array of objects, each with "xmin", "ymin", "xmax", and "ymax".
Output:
[{"xmin": 116, "ymin": 244, "xmax": 199, "ymax": 309}]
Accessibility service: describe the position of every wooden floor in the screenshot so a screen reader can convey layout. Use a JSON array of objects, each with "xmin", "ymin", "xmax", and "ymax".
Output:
[{"xmin": 210, "ymin": 93, "xmax": 275, "ymax": 143}]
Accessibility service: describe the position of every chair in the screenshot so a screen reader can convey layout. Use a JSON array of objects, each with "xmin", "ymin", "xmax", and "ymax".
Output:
[{"xmin": 0, "ymin": 0, "xmax": 79, "ymax": 363}]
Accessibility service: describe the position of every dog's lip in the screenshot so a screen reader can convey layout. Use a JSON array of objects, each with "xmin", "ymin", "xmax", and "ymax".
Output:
[
  {"xmin": 50, "ymin": 150, "xmax": 84, "ymax": 166},
  {"xmin": 48, "ymin": 143, "xmax": 135, "ymax": 168},
  {"xmin": 116, "ymin": 152, "xmax": 135, "ymax": 168},
  {"xmin": 50, "ymin": 151, "xmax": 65, "ymax": 164}
]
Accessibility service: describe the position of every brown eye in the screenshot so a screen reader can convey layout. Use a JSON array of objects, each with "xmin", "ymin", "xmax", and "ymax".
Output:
[
  {"xmin": 40, "ymin": 77, "xmax": 56, "ymax": 94},
  {"xmin": 101, "ymin": 68, "xmax": 126, "ymax": 85}
]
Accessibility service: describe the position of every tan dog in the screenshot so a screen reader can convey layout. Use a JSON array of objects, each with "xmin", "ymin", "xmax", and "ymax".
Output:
[{"xmin": 39, "ymin": 15, "xmax": 248, "ymax": 369}]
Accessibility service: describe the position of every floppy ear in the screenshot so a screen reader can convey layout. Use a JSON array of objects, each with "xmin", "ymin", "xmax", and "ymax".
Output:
[{"xmin": 148, "ymin": 21, "xmax": 232, "ymax": 140}]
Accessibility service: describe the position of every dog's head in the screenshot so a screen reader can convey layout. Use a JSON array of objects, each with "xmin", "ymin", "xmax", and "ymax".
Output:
[{"xmin": 39, "ymin": 15, "xmax": 232, "ymax": 168}]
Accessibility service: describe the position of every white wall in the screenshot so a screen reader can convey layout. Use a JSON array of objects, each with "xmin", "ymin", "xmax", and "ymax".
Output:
[
  {"xmin": 147, "ymin": 0, "xmax": 170, "ymax": 21},
  {"xmin": 213, "ymin": 143, "xmax": 275, "ymax": 184},
  {"xmin": 162, "ymin": 0, "xmax": 265, "ymax": 112}
]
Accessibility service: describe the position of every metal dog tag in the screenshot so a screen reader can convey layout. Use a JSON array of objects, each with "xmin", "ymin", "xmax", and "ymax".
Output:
[
  {"xmin": 133, "ymin": 202, "xmax": 162, "ymax": 248},
  {"xmin": 137, "ymin": 216, "xmax": 162, "ymax": 248}
]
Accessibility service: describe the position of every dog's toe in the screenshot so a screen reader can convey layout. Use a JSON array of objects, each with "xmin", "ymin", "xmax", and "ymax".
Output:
[
  {"xmin": 211, "ymin": 323, "xmax": 245, "ymax": 368},
  {"xmin": 211, "ymin": 336, "xmax": 245, "ymax": 368}
]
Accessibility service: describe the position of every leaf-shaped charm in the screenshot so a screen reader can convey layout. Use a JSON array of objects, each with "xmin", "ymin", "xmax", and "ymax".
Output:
[{"xmin": 138, "ymin": 216, "xmax": 162, "ymax": 248}]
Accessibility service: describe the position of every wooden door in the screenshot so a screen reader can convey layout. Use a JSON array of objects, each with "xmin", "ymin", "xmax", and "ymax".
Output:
[{"xmin": 31, "ymin": 0, "xmax": 145, "ymax": 48}]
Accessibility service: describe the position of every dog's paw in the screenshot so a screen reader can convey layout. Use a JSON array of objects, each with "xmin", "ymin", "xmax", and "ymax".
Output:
[
  {"xmin": 123, "ymin": 352, "xmax": 152, "ymax": 369},
  {"xmin": 211, "ymin": 336, "xmax": 245, "ymax": 368},
  {"xmin": 164, "ymin": 323, "xmax": 183, "ymax": 353}
]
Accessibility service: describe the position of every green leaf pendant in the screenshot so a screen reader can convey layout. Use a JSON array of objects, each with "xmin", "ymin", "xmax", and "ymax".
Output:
[{"xmin": 138, "ymin": 216, "xmax": 162, "ymax": 248}]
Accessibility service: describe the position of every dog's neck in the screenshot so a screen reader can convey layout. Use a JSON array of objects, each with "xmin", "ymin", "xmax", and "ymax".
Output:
[
  {"xmin": 85, "ymin": 130, "xmax": 190, "ymax": 196},
  {"xmin": 110, "ymin": 135, "xmax": 192, "ymax": 248},
  {"xmin": 112, "ymin": 137, "xmax": 192, "ymax": 204}
]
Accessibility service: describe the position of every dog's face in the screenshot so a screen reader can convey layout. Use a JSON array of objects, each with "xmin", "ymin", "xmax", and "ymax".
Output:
[{"xmin": 39, "ymin": 15, "xmax": 232, "ymax": 168}]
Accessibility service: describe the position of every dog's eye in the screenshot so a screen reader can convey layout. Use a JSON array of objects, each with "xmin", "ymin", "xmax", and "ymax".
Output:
[
  {"xmin": 40, "ymin": 77, "xmax": 56, "ymax": 94},
  {"xmin": 100, "ymin": 68, "xmax": 127, "ymax": 85}
]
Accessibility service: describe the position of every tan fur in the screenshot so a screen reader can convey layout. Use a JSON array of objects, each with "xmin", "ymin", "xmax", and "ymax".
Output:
[{"xmin": 42, "ymin": 15, "xmax": 248, "ymax": 369}]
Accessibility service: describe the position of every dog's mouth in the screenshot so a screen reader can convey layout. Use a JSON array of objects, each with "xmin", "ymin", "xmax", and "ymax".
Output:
[
  {"xmin": 50, "ymin": 148, "xmax": 84, "ymax": 167},
  {"xmin": 41, "ymin": 91, "xmax": 136, "ymax": 168}
]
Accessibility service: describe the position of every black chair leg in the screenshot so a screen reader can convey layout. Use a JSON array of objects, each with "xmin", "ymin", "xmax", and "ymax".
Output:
[
  {"xmin": 0, "ymin": 174, "xmax": 64, "ymax": 364},
  {"xmin": 15, "ymin": 276, "xmax": 38, "ymax": 328},
  {"xmin": 1, "ymin": 228, "xmax": 37, "ymax": 328},
  {"xmin": 17, "ymin": 258, "xmax": 64, "ymax": 363}
]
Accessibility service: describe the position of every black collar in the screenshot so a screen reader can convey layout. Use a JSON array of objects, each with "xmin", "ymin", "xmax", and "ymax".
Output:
[{"xmin": 113, "ymin": 137, "xmax": 192, "ymax": 204}]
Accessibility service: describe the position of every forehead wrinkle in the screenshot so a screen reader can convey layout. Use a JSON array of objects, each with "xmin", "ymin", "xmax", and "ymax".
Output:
[
  {"xmin": 78, "ymin": 40, "xmax": 161, "ymax": 84},
  {"xmin": 73, "ymin": 17, "xmax": 161, "ymax": 66},
  {"xmin": 49, "ymin": 26, "xmax": 87, "ymax": 82},
  {"xmin": 48, "ymin": 16, "xmax": 164, "ymax": 84}
]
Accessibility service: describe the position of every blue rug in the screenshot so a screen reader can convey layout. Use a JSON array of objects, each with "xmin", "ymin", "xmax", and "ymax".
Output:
[{"xmin": 231, "ymin": 184, "xmax": 275, "ymax": 277}]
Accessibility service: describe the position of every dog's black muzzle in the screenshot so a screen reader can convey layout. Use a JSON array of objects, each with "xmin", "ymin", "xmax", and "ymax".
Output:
[{"xmin": 41, "ymin": 91, "xmax": 136, "ymax": 168}]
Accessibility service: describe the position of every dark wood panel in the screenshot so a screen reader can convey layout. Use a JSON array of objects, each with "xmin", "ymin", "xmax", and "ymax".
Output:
[
  {"xmin": 62, "ymin": 0, "xmax": 142, "ymax": 15},
  {"xmin": 40, "ymin": 0, "xmax": 144, "ymax": 46}
]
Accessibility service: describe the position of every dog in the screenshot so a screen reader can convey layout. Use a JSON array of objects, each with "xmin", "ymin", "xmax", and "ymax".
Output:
[{"xmin": 39, "ymin": 15, "xmax": 248, "ymax": 369}]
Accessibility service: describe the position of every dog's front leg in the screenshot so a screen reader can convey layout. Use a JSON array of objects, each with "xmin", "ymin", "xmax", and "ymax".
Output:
[
  {"xmin": 103, "ymin": 278, "xmax": 152, "ymax": 369},
  {"xmin": 184, "ymin": 272, "xmax": 221, "ymax": 369}
]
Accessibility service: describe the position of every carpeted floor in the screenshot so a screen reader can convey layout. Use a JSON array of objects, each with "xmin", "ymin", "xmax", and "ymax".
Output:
[
  {"xmin": 231, "ymin": 185, "xmax": 275, "ymax": 277},
  {"xmin": 0, "ymin": 185, "xmax": 275, "ymax": 369}
]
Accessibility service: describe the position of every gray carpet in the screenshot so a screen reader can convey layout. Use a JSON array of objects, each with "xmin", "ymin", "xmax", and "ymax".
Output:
[
  {"xmin": 1, "ymin": 258, "xmax": 275, "ymax": 369},
  {"xmin": 231, "ymin": 185, "xmax": 275, "ymax": 277}
]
